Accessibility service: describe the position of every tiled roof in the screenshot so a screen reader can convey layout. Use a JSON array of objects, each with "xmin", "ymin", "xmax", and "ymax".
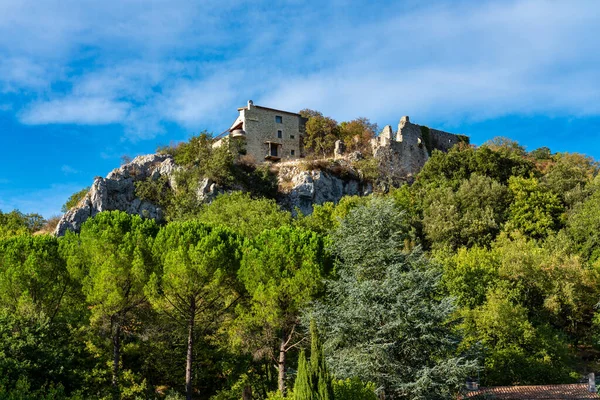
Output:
[{"xmin": 462, "ymin": 384, "xmax": 599, "ymax": 399}]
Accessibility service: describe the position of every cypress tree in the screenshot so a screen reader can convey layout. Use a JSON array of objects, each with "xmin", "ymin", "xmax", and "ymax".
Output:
[
  {"xmin": 310, "ymin": 320, "xmax": 334, "ymax": 400},
  {"xmin": 294, "ymin": 350, "xmax": 314, "ymax": 400}
]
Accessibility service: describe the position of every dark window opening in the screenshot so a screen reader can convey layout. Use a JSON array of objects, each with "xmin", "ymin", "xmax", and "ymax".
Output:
[
  {"xmin": 291, "ymin": 150, "xmax": 295, "ymax": 156},
  {"xmin": 290, "ymin": 134, "xmax": 295, "ymax": 139},
  {"xmin": 270, "ymin": 143, "xmax": 278, "ymax": 157},
  {"xmin": 275, "ymin": 115, "xmax": 283, "ymax": 123},
  {"xmin": 277, "ymin": 130, "xmax": 282, "ymax": 138}
]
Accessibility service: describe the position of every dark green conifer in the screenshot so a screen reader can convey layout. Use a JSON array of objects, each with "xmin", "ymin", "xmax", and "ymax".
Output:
[
  {"xmin": 294, "ymin": 350, "xmax": 314, "ymax": 400},
  {"xmin": 310, "ymin": 320, "xmax": 334, "ymax": 400}
]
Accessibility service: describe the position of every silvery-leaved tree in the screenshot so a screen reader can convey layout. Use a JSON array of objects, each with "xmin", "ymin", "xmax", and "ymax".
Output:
[{"xmin": 312, "ymin": 198, "xmax": 477, "ymax": 399}]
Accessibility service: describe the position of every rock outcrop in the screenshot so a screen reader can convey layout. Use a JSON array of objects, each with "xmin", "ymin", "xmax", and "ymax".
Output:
[
  {"xmin": 277, "ymin": 164, "xmax": 372, "ymax": 216},
  {"xmin": 54, "ymin": 154, "xmax": 177, "ymax": 236}
]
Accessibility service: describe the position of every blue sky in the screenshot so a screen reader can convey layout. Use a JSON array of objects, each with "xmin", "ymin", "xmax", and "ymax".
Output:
[{"xmin": 0, "ymin": 0, "xmax": 599, "ymax": 217}]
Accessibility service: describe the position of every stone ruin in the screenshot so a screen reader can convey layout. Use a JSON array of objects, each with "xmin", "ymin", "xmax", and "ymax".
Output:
[{"xmin": 336, "ymin": 115, "xmax": 467, "ymax": 184}]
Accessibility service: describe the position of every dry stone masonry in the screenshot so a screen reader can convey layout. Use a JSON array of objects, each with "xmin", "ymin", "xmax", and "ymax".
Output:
[{"xmin": 369, "ymin": 116, "xmax": 465, "ymax": 183}]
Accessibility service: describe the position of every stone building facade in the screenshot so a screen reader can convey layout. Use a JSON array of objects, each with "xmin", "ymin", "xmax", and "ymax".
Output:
[{"xmin": 216, "ymin": 100, "xmax": 306, "ymax": 162}]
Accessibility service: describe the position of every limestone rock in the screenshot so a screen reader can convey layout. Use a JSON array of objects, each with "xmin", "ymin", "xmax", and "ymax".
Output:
[
  {"xmin": 196, "ymin": 178, "xmax": 222, "ymax": 202},
  {"xmin": 54, "ymin": 154, "xmax": 178, "ymax": 236},
  {"xmin": 334, "ymin": 140, "xmax": 346, "ymax": 159},
  {"xmin": 278, "ymin": 165, "xmax": 372, "ymax": 216}
]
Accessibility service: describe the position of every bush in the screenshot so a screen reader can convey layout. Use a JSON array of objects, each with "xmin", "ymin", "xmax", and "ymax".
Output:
[
  {"xmin": 61, "ymin": 187, "xmax": 90, "ymax": 213},
  {"xmin": 333, "ymin": 378, "xmax": 378, "ymax": 400}
]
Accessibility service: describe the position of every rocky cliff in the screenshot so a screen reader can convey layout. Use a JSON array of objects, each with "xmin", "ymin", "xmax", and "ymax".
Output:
[
  {"xmin": 54, "ymin": 155, "xmax": 371, "ymax": 236},
  {"xmin": 54, "ymin": 154, "xmax": 177, "ymax": 236}
]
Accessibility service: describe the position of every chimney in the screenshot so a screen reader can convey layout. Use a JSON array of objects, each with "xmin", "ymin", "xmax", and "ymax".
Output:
[
  {"xmin": 589, "ymin": 372, "xmax": 596, "ymax": 393},
  {"xmin": 248, "ymin": 100, "xmax": 254, "ymax": 109}
]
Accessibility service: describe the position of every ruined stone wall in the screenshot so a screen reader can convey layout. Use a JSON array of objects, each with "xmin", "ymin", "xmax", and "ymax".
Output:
[
  {"xmin": 370, "ymin": 116, "xmax": 467, "ymax": 184},
  {"xmin": 430, "ymin": 128, "xmax": 462, "ymax": 152},
  {"xmin": 242, "ymin": 105, "xmax": 304, "ymax": 162}
]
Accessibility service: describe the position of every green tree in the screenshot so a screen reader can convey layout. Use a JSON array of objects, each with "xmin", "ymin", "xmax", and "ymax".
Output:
[
  {"xmin": 0, "ymin": 234, "xmax": 70, "ymax": 320},
  {"xmin": 61, "ymin": 187, "xmax": 90, "ymax": 213},
  {"xmin": 0, "ymin": 210, "xmax": 45, "ymax": 238},
  {"xmin": 505, "ymin": 176, "xmax": 563, "ymax": 239},
  {"xmin": 564, "ymin": 190, "xmax": 600, "ymax": 262},
  {"xmin": 0, "ymin": 234, "xmax": 86, "ymax": 394},
  {"xmin": 292, "ymin": 321, "xmax": 333, "ymax": 400},
  {"xmin": 299, "ymin": 109, "xmax": 340, "ymax": 157},
  {"xmin": 541, "ymin": 152, "xmax": 598, "ymax": 207},
  {"xmin": 296, "ymin": 195, "xmax": 370, "ymax": 236},
  {"xmin": 332, "ymin": 378, "xmax": 377, "ymax": 400},
  {"xmin": 235, "ymin": 226, "xmax": 327, "ymax": 395},
  {"xmin": 416, "ymin": 145, "xmax": 534, "ymax": 189},
  {"xmin": 198, "ymin": 192, "xmax": 292, "ymax": 238},
  {"xmin": 148, "ymin": 221, "xmax": 243, "ymax": 400},
  {"xmin": 309, "ymin": 321, "xmax": 333, "ymax": 400},
  {"xmin": 338, "ymin": 118, "xmax": 377, "ymax": 155},
  {"xmin": 422, "ymin": 174, "xmax": 510, "ymax": 250},
  {"xmin": 315, "ymin": 198, "xmax": 476, "ymax": 398},
  {"xmin": 62, "ymin": 211, "xmax": 158, "ymax": 398},
  {"xmin": 293, "ymin": 350, "xmax": 313, "ymax": 400},
  {"xmin": 444, "ymin": 233, "xmax": 595, "ymax": 385}
]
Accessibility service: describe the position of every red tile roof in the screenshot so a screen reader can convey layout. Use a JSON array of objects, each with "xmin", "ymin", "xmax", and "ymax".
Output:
[{"xmin": 462, "ymin": 384, "xmax": 599, "ymax": 399}]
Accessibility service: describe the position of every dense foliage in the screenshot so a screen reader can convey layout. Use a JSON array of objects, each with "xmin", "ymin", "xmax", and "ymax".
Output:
[
  {"xmin": 299, "ymin": 109, "xmax": 377, "ymax": 157},
  {"xmin": 3, "ymin": 137, "xmax": 600, "ymax": 399}
]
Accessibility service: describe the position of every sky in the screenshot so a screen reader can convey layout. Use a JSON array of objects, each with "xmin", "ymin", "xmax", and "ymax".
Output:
[{"xmin": 0, "ymin": 0, "xmax": 599, "ymax": 217}]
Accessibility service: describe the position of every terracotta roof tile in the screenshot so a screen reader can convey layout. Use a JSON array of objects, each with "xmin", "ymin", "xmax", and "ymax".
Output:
[{"xmin": 462, "ymin": 384, "xmax": 599, "ymax": 399}]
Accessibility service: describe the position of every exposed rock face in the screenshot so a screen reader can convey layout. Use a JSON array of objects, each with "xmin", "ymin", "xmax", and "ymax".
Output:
[
  {"xmin": 196, "ymin": 178, "xmax": 223, "ymax": 203},
  {"xmin": 278, "ymin": 165, "xmax": 372, "ymax": 216},
  {"xmin": 54, "ymin": 154, "xmax": 178, "ymax": 236}
]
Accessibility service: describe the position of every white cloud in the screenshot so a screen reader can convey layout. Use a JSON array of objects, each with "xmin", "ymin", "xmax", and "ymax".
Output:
[
  {"xmin": 2, "ymin": 0, "xmax": 600, "ymax": 139},
  {"xmin": 61, "ymin": 165, "xmax": 79, "ymax": 175},
  {"xmin": 20, "ymin": 97, "xmax": 130, "ymax": 125}
]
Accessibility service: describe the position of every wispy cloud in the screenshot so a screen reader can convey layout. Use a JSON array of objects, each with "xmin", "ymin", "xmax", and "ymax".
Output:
[
  {"xmin": 2, "ymin": 0, "xmax": 600, "ymax": 139},
  {"xmin": 20, "ymin": 97, "xmax": 130, "ymax": 125},
  {"xmin": 61, "ymin": 165, "xmax": 79, "ymax": 175}
]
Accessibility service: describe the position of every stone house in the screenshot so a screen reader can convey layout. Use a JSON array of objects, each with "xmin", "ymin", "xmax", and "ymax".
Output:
[{"xmin": 215, "ymin": 100, "xmax": 306, "ymax": 162}]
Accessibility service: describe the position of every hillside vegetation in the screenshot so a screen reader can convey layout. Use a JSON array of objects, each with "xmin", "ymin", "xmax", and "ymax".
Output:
[{"xmin": 1, "ymin": 137, "xmax": 600, "ymax": 399}]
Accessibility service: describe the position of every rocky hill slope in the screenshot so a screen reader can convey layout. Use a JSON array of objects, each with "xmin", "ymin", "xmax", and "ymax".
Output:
[
  {"xmin": 55, "ymin": 117, "xmax": 466, "ymax": 236},
  {"xmin": 54, "ymin": 154, "xmax": 373, "ymax": 236}
]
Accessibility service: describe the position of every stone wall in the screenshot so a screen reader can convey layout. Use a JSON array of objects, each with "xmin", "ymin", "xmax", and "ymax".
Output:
[
  {"xmin": 370, "ymin": 115, "xmax": 466, "ymax": 184},
  {"xmin": 430, "ymin": 128, "xmax": 462, "ymax": 152}
]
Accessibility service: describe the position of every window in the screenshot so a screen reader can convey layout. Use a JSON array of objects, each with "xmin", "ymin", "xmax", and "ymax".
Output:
[
  {"xmin": 275, "ymin": 115, "xmax": 283, "ymax": 123},
  {"xmin": 291, "ymin": 150, "xmax": 295, "ymax": 156},
  {"xmin": 290, "ymin": 134, "xmax": 295, "ymax": 139},
  {"xmin": 277, "ymin": 130, "xmax": 282, "ymax": 138}
]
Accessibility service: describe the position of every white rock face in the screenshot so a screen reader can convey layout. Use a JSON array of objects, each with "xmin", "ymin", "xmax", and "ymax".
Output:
[
  {"xmin": 54, "ymin": 154, "xmax": 178, "ymax": 236},
  {"xmin": 278, "ymin": 165, "xmax": 372, "ymax": 216}
]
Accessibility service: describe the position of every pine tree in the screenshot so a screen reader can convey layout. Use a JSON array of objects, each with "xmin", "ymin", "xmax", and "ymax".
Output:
[{"xmin": 294, "ymin": 350, "xmax": 314, "ymax": 400}]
